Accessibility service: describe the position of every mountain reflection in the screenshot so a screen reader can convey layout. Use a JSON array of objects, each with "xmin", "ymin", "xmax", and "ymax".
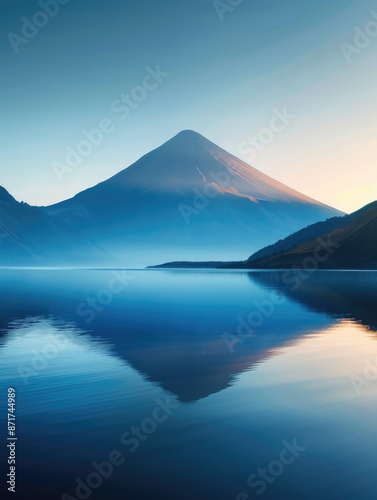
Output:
[
  {"xmin": 0, "ymin": 269, "xmax": 346, "ymax": 403},
  {"xmin": 5, "ymin": 270, "xmax": 377, "ymax": 403}
]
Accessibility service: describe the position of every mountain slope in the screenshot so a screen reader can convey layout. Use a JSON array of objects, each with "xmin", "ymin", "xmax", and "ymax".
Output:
[
  {"xmin": 246, "ymin": 201, "xmax": 377, "ymax": 269},
  {"xmin": 245, "ymin": 216, "xmax": 345, "ymax": 263},
  {"xmin": 46, "ymin": 130, "xmax": 342, "ymax": 266},
  {"xmin": 0, "ymin": 186, "xmax": 109, "ymax": 266}
]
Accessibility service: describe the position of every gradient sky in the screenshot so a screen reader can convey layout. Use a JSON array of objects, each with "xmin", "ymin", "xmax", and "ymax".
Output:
[{"xmin": 2, "ymin": 0, "xmax": 377, "ymax": 212}]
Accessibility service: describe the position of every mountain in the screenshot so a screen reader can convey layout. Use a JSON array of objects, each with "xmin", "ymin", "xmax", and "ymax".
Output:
[
  {"xmin": 0, "ymin": 186, "xmax": 109, "ymax": 266},
  {"xmin": 45, "ymin": 130, "xmax": 342, "ymax": 266},
  {"xmin": 245, "ymin": 201, "xmax": 377, "ymax": 269}
]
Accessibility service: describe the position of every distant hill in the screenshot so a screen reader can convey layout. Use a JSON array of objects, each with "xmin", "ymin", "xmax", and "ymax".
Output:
[
  {"xmin": 152, "ymin": 201, "xmax": 377, "ymax": 270},
  {"xmin": 0, "ymin": 186, "xmax": 109, "ymax": 266},
  {"xmin": 245, "ymin": 201, "xmax": 377, "ymax": 269},
  {"xmin": 244, "ymin": 216, "xmax": 345, "ymax": 262},
  {"xmin": 148, "ymin": 261, "xmax": 223, "ymax": 269}
]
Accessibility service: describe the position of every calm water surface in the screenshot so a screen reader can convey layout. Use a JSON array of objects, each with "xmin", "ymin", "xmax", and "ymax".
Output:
[{"xmin": 0, "ymin": 269, "xmax": 377, "ymax": 499}]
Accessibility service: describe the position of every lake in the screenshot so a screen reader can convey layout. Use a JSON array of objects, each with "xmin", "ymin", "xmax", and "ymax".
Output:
[{"xmin": 1, "ymin": 269, "xmax": 377, "ymax": 499}]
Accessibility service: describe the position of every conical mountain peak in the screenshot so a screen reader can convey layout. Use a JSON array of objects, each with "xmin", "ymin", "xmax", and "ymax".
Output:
[
  {"xmin": 173, "ymin": 129, "xmax": 203, "ymax": 139},
  {"xmin": 45, "ymin": 130, "xmax": 342, "ymax": 266},
  {"xmin": 162, "ymin": 129, "xmax": 211, "ymax": 152}
]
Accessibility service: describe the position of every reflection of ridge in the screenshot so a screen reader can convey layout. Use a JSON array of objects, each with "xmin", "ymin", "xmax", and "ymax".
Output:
[
  {"xmin": 0, "ymin": 316, "xmax": 120, "ymax": 361},
  {"xmin": 112, "ymin": 314, "xmax": 332, "ymax": 402},
  {"xmin": 0, "ymin": 307, "xmax": 323, "ymax": 404},
  {"xmin": 2, "ymin": 315, "xmax": 313, "ymax": 403},
  {"xmin": 120, "ymin": 339, "xmax": 280, "ymax": 402},
  {"xmin": 0, "ymin": 317, "xmax": 127, "ymax": 388},
  {"xmin": 0, "ymin": 270, "xmax": 338, "ymax": 403},
  {"xmin": 248, "ymin": 271, "xmax": 377, "ymax": 333}
]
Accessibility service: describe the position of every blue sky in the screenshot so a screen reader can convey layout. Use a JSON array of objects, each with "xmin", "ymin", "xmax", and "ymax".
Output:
[{"xmin": 2, "ymin": 0, "xmax": 377, "ymax": 212}]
